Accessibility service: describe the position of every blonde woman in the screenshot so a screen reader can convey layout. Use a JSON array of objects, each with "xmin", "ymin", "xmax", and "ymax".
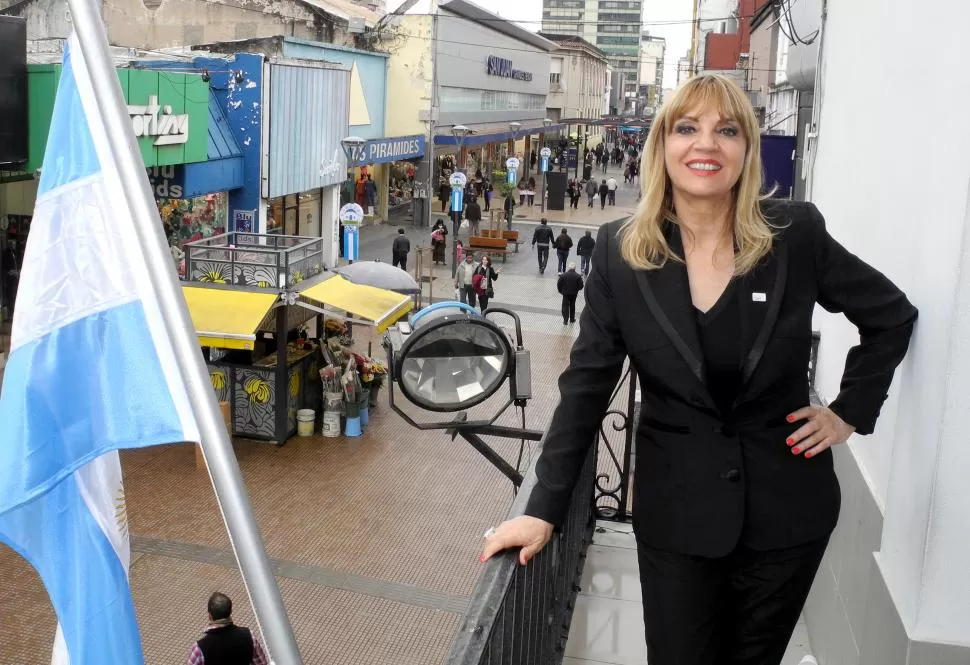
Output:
[{"xmin": 481, "ymin": 74, "xmax": 917, "ymax": 664}]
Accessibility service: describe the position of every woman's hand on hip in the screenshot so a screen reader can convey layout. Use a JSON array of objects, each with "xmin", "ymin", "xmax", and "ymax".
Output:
[
  {"xmin": 480, "ymin": 516, "xmax": 554, "ymax": 566},
  {"xmin": 785, "ymin": 406, "xmax": 856, "ymax": 458}
]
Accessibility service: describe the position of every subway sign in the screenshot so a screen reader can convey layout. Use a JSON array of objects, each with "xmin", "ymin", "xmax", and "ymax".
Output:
[{"xmin": 487, "ymin": 55, "xmax": 533, "ymax": 82}]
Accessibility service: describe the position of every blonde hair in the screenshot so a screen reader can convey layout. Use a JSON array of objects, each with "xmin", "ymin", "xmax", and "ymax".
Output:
[{"xmin": 620, "ymin": 73, "xmax": 775, "ymax": 274}]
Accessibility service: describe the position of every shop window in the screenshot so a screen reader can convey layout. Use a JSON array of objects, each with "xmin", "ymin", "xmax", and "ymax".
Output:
[{"xmin": 158, "ymin": 192, "xmax": 228, "ymax": 276}]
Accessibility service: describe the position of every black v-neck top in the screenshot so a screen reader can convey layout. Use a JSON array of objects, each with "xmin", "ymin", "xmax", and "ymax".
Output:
[{"xmin": 695, "ymin": 279, "xmax": 742, "ymax": 416}]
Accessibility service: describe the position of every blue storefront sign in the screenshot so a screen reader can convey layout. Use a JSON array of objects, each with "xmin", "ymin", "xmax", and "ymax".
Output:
[{"xmin": 348, "ymin": 135, "xmax": 426, "ymax": 167}]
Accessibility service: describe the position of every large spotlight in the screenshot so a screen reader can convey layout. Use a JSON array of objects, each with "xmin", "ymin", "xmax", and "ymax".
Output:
[{"xmin": 383, "ymin": 302, "xmax": 540, "ymax": 486}]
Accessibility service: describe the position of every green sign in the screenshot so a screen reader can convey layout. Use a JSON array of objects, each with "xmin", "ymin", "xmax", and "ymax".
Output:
[{"xmin": 26, "ymin": 66, "xmax": 209, "ymax": 172}]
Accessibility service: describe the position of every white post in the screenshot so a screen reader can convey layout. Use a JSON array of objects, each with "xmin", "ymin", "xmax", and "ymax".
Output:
[{"xmin": 64, "ymin": 1, "xmax": 303, "ymax": 662}]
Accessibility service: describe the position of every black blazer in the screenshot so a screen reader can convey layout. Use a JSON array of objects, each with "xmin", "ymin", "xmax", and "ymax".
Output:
[{"xmin": 525, "ymin": 201, "xmax": 917, "ymax": 557}]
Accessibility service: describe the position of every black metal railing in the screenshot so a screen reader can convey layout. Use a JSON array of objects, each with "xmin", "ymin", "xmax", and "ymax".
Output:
[{"xmin": 444, "ymin": 444, "xmax": 597, "ymax": 665}]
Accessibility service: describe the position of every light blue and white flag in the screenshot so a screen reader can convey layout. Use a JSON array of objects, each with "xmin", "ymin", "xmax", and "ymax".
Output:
[{"xmin": 0, "ymin": 34, "xmax": 200, "ymax": 665}]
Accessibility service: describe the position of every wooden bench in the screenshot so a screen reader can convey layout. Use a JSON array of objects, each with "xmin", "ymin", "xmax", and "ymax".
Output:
[
  {"xmin": 501, "ymin": 230, "xmax": 523, "ymax": 252},
  {"xmin": 468, "ymin": 236, "xmax": 510, "ymax": 262}
]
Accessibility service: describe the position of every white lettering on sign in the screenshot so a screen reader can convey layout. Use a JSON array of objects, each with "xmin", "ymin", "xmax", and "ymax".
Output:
[
  {"xmin": 127, "ymin": 96, "xmax": 189, "ymax": 146},
  {"xmin": 320, "ymin": 149, "xmax": 343, "ymax": 180}
]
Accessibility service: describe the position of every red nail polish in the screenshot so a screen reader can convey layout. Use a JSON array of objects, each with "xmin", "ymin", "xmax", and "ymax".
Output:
[
  {"xmin": 787, "ymin": 415, "xmax": 794, "ymax": 422},
  {"xmin": 805, "ymin": 451, "xmax": 813, "ymax": 459},
  {"xmin": 479, "ymin": 555, "xmax": 487, "ymax": 563},
  {"xmin": 786, "ymin": 437, "xmax": 794, "ymax": 446},
  {"xmin": 792, "ymin": 447, "xmax": 800, "ymax": 455}
]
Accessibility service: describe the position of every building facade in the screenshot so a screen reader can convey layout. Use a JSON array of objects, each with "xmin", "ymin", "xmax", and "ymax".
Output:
[
  {"xmin": 0, "ymin": 0, "xmax": 380, "ymax": 51},
  {"xmin": 541, "ymin": 0, "xmax": 644, "ymax": 112},
  {"xmin": 385, "ymin": 0, "xmax": 561, "ymax": 225},
  {"xmin": 638, "ymin": 32, "xmax": 665, "ymax": 112},
  {"xmin": 748, "ymin": 0, "xmax": 798, "ymax": 135},
  {"xmin": 540, "ymin": 32, "xmax": 609, "ymax": 133}
]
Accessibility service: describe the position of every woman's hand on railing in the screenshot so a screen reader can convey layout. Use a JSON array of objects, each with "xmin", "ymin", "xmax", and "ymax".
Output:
[{"xmin": 480, "ymin": 516, "xmax": 554, "ymax": 566}]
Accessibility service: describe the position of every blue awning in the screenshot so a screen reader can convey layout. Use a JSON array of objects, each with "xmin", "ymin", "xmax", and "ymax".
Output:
[
  {"xmin": 179, "ymin": 91, "xmax": 245, "ymax": 198},
  {"xmin": 433, "ymin": 122, "xmax": 566, "ymax": 147}
]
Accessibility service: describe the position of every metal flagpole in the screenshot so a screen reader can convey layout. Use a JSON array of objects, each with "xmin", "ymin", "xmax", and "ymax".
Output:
[{"xmin": 65, "ymin": 1, "xmax": 303, "ymax": 663}]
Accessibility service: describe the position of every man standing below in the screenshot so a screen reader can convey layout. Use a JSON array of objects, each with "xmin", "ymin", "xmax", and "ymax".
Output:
[
  {"xmin": 576, "ymin": 230, "xmax": 595, "ymax": 277},
  {"xmin": 553, "ymin": 228, "xmax": 573, "ymax": 275},
  {"xmin": 465, "ymin": 196, "xmax": 482, "ymax": 237},
  {"xmin": 557, "ymin": 262, "xmax": 584, "ymax": 325},
  {"xmin": 606, "ymin": 175, "xmax": 617, "ymax": 205},
  {"xmin": 391, "ymin": 228, "xmax": 410, "ymax": 271},
  {"xmin": 454, "ymin": 252, "xmax": 478, "ymax": 307},
  {"xmin": 186, "ymin": 592, "xmax": 268, "ymax": 665},
  {"xmin": 531, "ymin": 218, "xmax": 555, "ymax": 275}
]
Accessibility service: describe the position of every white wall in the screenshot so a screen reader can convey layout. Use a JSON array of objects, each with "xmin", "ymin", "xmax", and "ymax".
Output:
[{"xmin": 810, "ymin": 0, "xmax": 970, "ymax": 646}]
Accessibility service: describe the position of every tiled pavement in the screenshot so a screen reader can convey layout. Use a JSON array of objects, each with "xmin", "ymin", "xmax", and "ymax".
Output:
[
  {"xmin": 0, "ymin": 169, "xmax": 814, "ymax": 664},
  {"xmin": 0, "ymin": 188, "xmax": 608, "ymax": 664}
]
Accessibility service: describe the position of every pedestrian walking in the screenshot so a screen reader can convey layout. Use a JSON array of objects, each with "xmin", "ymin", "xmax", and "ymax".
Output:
[
  {"xmin": 430, "ymin": 219, "xmax": 448, "ymax": 265},
  {"xmin": 518, "ymin": 180, "xmax": 526, "ymax": 206},
  {"xmin": 576, "ymin": 230, "xmax": 595, "ymax": 276},
  {"xmin": 598, "ymin": 179, "xmax": 609, "ymax": 210},
  {"xmin": 364, "ymin": 174, "xmax": 377, "ymax": 215},
  {"xmin": 568, "ymin": 180, "xmax": 581, "ymax": 209},
  {"xmin": 527, "ymin": 177, "xmax": 537, "ymax": 206},
  {"xmin": 606, "ymin": 176, "xmax": 618, "ymax": 205},
  {"xmin": 439, "ymin": 181, "xmax": 450, "ymax": 212},
  {"xmin": 185, "ymin": 592, "xmax": 269, "ymax": 665},
  {"xmin": 531, "ymin": 218, "xmax": 555, "ymax": 275},
  {"xmin": 557, "ymin": 263, "xmax": 584, "ymax": 325},
  {"xmin": 483, "ymin": 181, "xmax": 493, "ymax": 212},
  {"xmin": 601, "ymin": 152, "xmax": 609, "ymax": 173},
  {"xmin": 391, "ymin": 228, "xmax": 410, "ymax": 271},
  {"xmin": 503, "ymin": 191, "xmax": 515, "ymax": 230},
  {"xmin": 479, "ymin": 73, "xmax": 917, "ymax": 665},
  {"xmin": 465, "ymin": 197, "xmax": 482, "ymax": 237},
  {"xmin": 585, "ymin": 179, "xmax": 596, "ymax": 207},
  {"xmin": 473, "ymin": 255, "xmax": 499, "ymax": 312},
  {"xmin": 454, "ymin": 252, "xmax": 478, "ymax": 307},
  {"xmin": 553, "ymin": 228, "xmax": 573, "ymax": 275}
]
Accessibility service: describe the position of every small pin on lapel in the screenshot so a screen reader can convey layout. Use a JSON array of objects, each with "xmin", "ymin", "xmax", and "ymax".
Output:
[{"xmin": 752, "ymin": 292, "xmax": 767, "ymax": 302}]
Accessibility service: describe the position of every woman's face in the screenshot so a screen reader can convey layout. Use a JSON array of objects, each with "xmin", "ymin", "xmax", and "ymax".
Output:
[
  {"xmin": 664, "ymin": 106, "xmax": 746, "ymax": 202},
  {"xmin": 482, "ymin": 257, "xmax": 490, "ymax": 267}
]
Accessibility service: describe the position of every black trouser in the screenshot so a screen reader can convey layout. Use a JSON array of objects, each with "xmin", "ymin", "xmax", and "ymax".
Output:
[
  {"xmin": 459, "ymin": 285, "xmax": 477, "ymax": 307},
  {"xmin": 600, "ymin": 193, "xmax": 607, "ymax": 209},
  {"xmin": 580, "ymin": 255, "xmax": 591, "ymax": 275},
  {"xmin": 556, "ymin": 250, "xmax": 568, "ymax": 273},
  {"xmin": 478, "ymin": 294, "xmax": 490, "ymax": 311},
  {"xmin": 561, "ymin": 294, "xmax": 577, "ymax": 323},
  {"xmin": 392, "ymin": 252, "xmax": 407, "ymax": 271},
  {"xmin": 637, "ymin": 537, "xmax": 828, "ymax": 665},
  {"xmin": 536, "ymin": 245, "xmax": 549, "ymax": 272}
]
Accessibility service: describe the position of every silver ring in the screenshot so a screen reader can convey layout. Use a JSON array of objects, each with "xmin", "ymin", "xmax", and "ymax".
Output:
[{"xmin": 483, "ymin": 527, "xmax": 497, "ymax": 539}]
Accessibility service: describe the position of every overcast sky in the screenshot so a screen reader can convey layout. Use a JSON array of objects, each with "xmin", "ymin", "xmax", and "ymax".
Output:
[{"xmin": 386, "ymin": 0, "xmax": 694, "ymax": 88}]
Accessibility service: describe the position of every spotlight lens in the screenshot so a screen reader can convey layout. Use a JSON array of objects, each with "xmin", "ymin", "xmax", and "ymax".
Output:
[{"xmin": 399, "ymin": 320, "xmax": 509, "ymax": 411}]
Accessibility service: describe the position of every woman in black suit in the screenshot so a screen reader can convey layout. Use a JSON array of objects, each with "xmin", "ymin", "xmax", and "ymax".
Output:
[{"xmin": 480, "ymin": 74, "xmax": 917, "ymax": 664}]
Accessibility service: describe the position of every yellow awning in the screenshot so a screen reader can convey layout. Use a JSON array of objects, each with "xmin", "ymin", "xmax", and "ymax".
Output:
[
  {"xmin": 182, "ymin": 286, "xmax": 279, "ymax": 350},
  {"xmin": 299, "ymin": 277, "xmax": 413, "ymax": 333}
]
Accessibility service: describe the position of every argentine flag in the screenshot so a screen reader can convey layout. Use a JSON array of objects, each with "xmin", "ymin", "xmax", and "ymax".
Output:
[{"xmin": 0, "ymin": 35, "xmax": 200, "ymax": 664}]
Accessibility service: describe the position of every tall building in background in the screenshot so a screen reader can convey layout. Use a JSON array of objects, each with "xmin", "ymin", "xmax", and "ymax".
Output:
[
  {"xmin": 638, "ymin": 32, "xmax": 665, "ymax": 112},
  {"xmin": 541, "ymin": 0, "xmax": 643, "ymax": 113}
]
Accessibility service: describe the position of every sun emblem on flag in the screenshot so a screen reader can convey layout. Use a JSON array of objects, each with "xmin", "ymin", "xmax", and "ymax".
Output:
[{"xmin": 114, "ymin": 483, "xmax": 129, "ymax": 544}]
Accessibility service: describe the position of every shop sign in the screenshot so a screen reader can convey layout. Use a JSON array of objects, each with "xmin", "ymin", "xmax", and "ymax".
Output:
[
  {"xmin": 128, "ymin": 96, "xmax": 189, "ymax": 146},
  {"xmin": 486, "ymin": 55, "xmax": 533, "ymax": 82},
  {"xmin": 147, "ymin": 165, "xmax": 184, "ymax": 199},
  {"xmin": 319, "ymin": 149, "xmax": 344, "ymax": 181},
  {"xmin": 339, "ymin": 203, "xmax": 364, "ymax": 225},
  {"xmin": 234, "ymin": 209, "xmax": 256, "ymax": 233},
  {"xmin": 347, "ymin": 135, "xmax": 426, "ymax": 167}
]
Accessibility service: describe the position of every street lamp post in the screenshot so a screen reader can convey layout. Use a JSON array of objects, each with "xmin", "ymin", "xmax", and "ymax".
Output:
[
  {"xmin": 339, "ymin": 136, "xmax": 367, "ymax": 262},
  {"xmin": 450, "ymin": 125, "xmax": 471, "ymax": 280}
]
